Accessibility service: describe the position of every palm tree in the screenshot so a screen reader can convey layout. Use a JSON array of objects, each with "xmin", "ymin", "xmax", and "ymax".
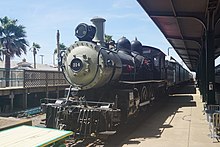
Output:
[
  {"xmin": 0, "ymin": 44, "xmax": 5, "ymax": 61},
  {"xmin": 53, "ymin": 43, "xmax": 67, "ymax": 66},
  {"xmin": 0, "ymin": 16, "xmax": 28, "ymax": 86},
  {"xmin": 29, "ymin": 42, "xmax": 40, "ymax": 68},
  {"xmin": 54, "ymin": 43, "xmax": 67, "ymax": 54}
]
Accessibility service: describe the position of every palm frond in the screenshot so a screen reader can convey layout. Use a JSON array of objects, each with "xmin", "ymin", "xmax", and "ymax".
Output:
[{"xmin": 0, "ymin": 16, "xmax": 28, "ymax": 59}]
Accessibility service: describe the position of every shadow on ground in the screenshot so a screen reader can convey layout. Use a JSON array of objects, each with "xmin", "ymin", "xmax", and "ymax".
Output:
[
  {"xmin": 102, "ymin": 83, "xmax": 197, "ymax": 147},
  {"xmin": 170, "ymin": 84, "xmax": 196, "ymax": 94}
]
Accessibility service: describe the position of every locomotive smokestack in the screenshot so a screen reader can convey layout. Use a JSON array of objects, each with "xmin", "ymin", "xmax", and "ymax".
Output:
[{"xmin": 90, "ymin": 17, "xmax": 106, "ymax": 44}]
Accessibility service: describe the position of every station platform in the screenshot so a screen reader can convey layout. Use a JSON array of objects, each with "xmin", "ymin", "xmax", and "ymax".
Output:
[{"xmin": 121, "ymin": 84, "xmax": 220, "ymax": 147}]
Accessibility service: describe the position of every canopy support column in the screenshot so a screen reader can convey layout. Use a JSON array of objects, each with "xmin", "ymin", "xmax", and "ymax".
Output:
[
  {"xmin": 201, "ymin": 44, "xmax": 207, "ymax": 102},
  {"xmin": 206, "ymin": 10, "xmax": 215, "ymax": 104}
]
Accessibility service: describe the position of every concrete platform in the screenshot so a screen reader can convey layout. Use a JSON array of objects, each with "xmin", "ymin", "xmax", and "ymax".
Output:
[{"xmin": 121, "ymin": 85, "xmax": 220, "ymax": 147}]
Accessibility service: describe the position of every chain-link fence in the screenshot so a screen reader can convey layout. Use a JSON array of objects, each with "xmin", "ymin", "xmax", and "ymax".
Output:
[{"xmin": 0, "ymin": 68, "xmax": 69, "ymax": 88}]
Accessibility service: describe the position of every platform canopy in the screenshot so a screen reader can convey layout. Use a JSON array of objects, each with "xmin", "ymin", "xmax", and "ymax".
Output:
[{"xmin": 137, "ymin": 0, "xmax": 220, "ymax": 72}]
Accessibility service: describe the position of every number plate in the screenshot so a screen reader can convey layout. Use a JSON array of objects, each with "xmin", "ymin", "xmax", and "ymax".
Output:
[{"xmin": 70, "ymin": 58, "xmax": 83, "ymax": 72}]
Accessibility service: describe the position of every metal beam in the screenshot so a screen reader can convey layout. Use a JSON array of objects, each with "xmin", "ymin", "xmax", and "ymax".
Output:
[
  {"xmin": 179, "ymin": 52, "xmax": 199, "ymax": 58},
  {"xmin": 150, "ymin": 12, "xmax": 206, "ymax": 30},
  {"xmin": 181, "ymin": 58, "xmax": 198, "ymax": 62},
  {"xmin": 168, "ymin": 0, "xmax": 193, "ymax": 69},
  {"xmin": 173, "ymin": 47, "xmax": 200, "ymax": 53},
  {"xmin": 167, "ymin": 37, "xmax": 202, "ymax": 49}
]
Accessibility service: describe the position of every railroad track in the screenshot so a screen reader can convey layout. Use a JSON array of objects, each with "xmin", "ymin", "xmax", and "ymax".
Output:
[{"xmin": 65, "ymin": 137, "xmax": 105, "ymax": 147}]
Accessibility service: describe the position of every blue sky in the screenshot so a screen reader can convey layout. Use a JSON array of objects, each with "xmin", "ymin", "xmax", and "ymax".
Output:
[{"xmin": 1, "ymin": 0, "xmax": 189, "ymax": 69}]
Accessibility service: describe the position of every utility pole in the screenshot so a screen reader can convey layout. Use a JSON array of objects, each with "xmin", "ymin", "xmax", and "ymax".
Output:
[
  {"xmin": 40, "ymin": 55, "xmax": 44, "ymax": 64},
  {"xmin": 57, "ymin": 30, "xmax": 60, "ymax": 71}
]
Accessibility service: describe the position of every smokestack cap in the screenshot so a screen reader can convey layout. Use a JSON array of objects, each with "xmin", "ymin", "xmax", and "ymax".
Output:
[
  {"xmin": 90, "ymin": 17, "xmax": 106, "ymax": 44},
  {"xmin": 90, "ymin": 17, "xmax": 106, "ymax": 23}
]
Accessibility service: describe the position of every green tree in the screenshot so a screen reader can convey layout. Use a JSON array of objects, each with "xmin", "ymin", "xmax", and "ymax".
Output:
[
  {"xmin": 104, "ymin": 34, "xmax": 112, "ymax": 43},
  {"xmin": 53, "ymin": 43, "xmax": 67, "ymax": 66},
  {"xmin": 54, "ymin": 43, "xmax": 67, "ymax": 54},
  {"xmin": 29, "ymin": 42, "xmax": 40, "ymax": 68},
  {"xmin": 0, "ymin": 16, "xmax": 28, "ymax": 86}
]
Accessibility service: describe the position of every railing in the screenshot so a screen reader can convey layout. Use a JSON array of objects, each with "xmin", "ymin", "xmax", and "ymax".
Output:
[
  {"xmin": 205, "ymin": 104, "xmax": 220, "ymax": 142},
  {"xmin": 210, "ymin": 113, "xmax": 220, "ymax": 142},
  {"xmin": 0, "ymin": 68, "xmax": 69, "ymax": 88}
]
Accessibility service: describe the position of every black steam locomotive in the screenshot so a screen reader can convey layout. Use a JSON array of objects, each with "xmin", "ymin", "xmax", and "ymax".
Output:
[{"xmin": 42, "ymin": 17, "xmax": 192, "ymax": 137}]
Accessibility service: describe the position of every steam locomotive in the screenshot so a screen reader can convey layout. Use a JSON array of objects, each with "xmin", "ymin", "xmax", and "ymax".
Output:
[{"xmin": 42, "ymin": 17, "xmax": 192, "ymax": 137}]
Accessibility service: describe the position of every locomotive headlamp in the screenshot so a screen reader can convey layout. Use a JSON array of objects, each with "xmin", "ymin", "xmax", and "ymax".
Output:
[{"xmin": 75, "ymin": 23, "xmax": 96, "ymax": 41}]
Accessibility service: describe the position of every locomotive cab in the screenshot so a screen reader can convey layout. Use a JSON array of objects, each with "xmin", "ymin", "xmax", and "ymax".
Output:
[{"xmin": 142, "ymin": 46, "xmax": 166, "ymax": 80}]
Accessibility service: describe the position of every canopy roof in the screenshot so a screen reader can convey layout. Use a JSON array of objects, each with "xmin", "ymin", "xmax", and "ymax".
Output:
[{"xmin": 138, "ymin": 0, "xmax": 220, "ymax": 71}]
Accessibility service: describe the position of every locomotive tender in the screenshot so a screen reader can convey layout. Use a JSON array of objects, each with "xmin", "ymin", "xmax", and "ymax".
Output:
[{"xmin": 43, "ymin": 17, "xmax": 191, "ymax": 137}]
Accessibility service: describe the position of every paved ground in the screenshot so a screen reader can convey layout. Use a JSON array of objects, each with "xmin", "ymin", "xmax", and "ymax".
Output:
[
  {"xmin": 28, "ymin": 113, "xmax": 46, "ymax": 127},
  {"xmin": 0, "ymin": 113, "xmax": 45, "ymax": 131},
  {"xmin": 1, "ymin": 84, "xmax": 219, "ymax": 147},
  {"xmin": 119, "ymin": 85, "xmax": 220, "ymax": 147},
  {"xmin": 0, "ymin": 117, "xmax": 32, "ymax": 130}
]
